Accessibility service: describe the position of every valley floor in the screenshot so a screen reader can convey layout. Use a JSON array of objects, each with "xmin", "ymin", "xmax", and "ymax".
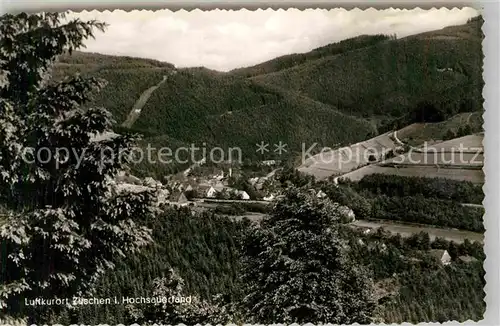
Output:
[
  {"xmin": 352, "ymin": 219, "xmax": 483, "ymax": 243},
  {"xmin": 195, "ymin": 203, "xmax": 483, "ymax": 244}
]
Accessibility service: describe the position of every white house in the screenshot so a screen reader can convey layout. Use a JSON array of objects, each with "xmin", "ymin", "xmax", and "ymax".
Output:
[
  {"xmin": 175, "ymin": 192, "xmax": 189, "ymax": 206},
  {"xmin": 157, "ymin": 188, "xmax": 170, "ymax": 205},
  {"xmin": 166, "ymin": 192, "xmax": 190, "ymax": 207},
  {"xmin": 316, "ymin": 190, "xmax": 327, "ymax": 199},
  {"xmin": 213, "ymin": 182, "xmax": 225, "ymax": 192},
  {"xmin": 261, "ymin": 160, "xmax": 276, "ymax": 166},
  {"xmin": 249, "ymin": 177, "xmax": 259, "ymax": 186},
  {"xmin": 237, "ymin": 190, "xmax": 250, "ymax": 200},
  {"xmin": 143, "ymin": 177, "xmax": 158, "ymax": 188},
  {"xmin": 263, "ymin": 194, "xmax": 275, "ymax": 202},
  {"xmin": 430, "ymin": 249, "xmax": 452, "ymax": 265},
  {"xmin": 206, "ymin": 186, "xmax": 219, "ymax": 198}
]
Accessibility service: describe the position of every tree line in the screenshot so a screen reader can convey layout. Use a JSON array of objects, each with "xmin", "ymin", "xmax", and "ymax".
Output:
[{"xmin": 350, "ymin": 174, "xmax": 484, "ymax": 204}]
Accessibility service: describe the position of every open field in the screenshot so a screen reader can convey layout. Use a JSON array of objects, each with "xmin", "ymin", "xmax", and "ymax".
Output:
[
  {"xmin": 298, "ymin": 117, "xmax": 484, "ymax": 181},
  {"xmin": 397, "ymin": 112, "xmax": 483, "ymax": 146},
  {"xmin": 383, "ymin": 152, "xmax": 483, "ymax": 166},
  {"xmin": 338, "ymin": 134, "xmax": 484, "ymax": 183},
  {"xmin": 298, "ymin": 131, "xmax": 399, "ymax": 179},
  {"xmin": 421, "ymin": 133, "xmax": 483, "ymax": 151},
  {"xmin": 341, "ymin": 164, "xmax": 484, "ymax": 183},
  {"xmin": 386, "ymin": 134, "xmax": 483, "ymax": 166}
]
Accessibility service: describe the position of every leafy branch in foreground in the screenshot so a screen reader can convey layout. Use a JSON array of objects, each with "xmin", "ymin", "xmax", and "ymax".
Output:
[{"xmin": 0, "ymin": 12, "xmax": 155, "ymax": 322}]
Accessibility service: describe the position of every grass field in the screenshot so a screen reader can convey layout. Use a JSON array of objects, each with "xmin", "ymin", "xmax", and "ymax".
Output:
[
  {"xmin": 341, "ymin": 165, "xmax": 484, "ymax": 183},
  {"xmin": 298, "ymin": 131, "xmax": 400, "ymax": 179},
  {"xmin": 386, "ymin": 134, "xmax": 483, "ymax": 166},
  {"xmin": 298, "ymin": 112, "xmax": 484, "ymax": 180},
  {"xmin": 398, "ymin": 112, "xmax": 483, "ymax": 146},
  {"xmin": 299, "ymin": 110, "xmax": 485, "ymax": 184},
  {"xmin": 339, "ymin": 134, "xmax": 484, "ymax": 183}
]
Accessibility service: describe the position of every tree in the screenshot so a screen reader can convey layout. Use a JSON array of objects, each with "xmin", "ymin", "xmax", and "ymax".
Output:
[
  {"xmin": 128, "ymin": 268, "xmax": 223, "ymax": 325},
  {"xmin": 407, "ymin": 232, "xmax": 431, "ymax": 250},
  {"xmin": 322, "ymin": 184, "xmax": 371, "ymax": 219},
  {"xmin": 0, "ymin": 13, "xmax": 156, "ymax": 322},
  {"xmin": 229, "ymin": 174, "xmax": 259, "ymax": 200},
  {"xmin": 240, "ymin": 187, "xmax": 375, "ymax": 323},
  {"xmin": 412, "ymin": 100, "xmax": 445, "ymax": 123},
  {"xmin": 276, "ymin": 167, "xmax": 315, "ymax": 188},
  {"xmin": 184, "ymin": 189, "xmax": 198, "ymax": 200}
]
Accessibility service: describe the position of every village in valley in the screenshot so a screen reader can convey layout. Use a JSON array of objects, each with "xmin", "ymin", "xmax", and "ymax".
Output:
[
  {"xmin": 110, "ymin": 160, "xmax": 280, "ymax": 208},
  {"xmin": 106, "ymin": 149, "xmax": 481, "ymax": 269}
]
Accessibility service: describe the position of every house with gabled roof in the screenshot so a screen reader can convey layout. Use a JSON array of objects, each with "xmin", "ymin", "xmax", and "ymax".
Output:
[
  {"xmin": 317, "ymin": 190, "xmax": 327, "ymax": 199},
  {"xmin": 429, "ymin": 249, "xmax": 452, "ymax": 265},
  {"xmin": 206, "ymin": 186, "xmax": 219, "ymax": 198},
  {"xmin": 170, "ymin": 192, "xmax": 189, "ymax": 207},
  {"xmin": 237, "ymin": 190, "xmax": 250, "ymax": 200}
]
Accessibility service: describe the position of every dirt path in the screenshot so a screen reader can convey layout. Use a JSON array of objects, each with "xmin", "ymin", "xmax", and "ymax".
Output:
[
  {"xmin": 461, "ymin": 203, "xmax": 483, "ymax": 209},
  {"xmin": 466, "ymin": 112, "xmax": 474, "ymax": 125},
  {"xmin": 121, "ymin": 71, "xmax": 174, "ymax": 128},
  {"xmin": 392, "ymin": 130, "xmax": 405, "ymax": 146}
]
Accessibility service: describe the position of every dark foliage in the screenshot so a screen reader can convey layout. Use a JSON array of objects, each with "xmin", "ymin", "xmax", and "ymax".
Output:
[
  {"xmin": 380, "ymin": 262, "xmax": 485, "ymax": 323},
  {"xmin": 0, "ymin": 13, "xmax": 156, "ymax": 323},
  {"xmin": 371, "ymin": 195, "xmax": 484, "ymax": 232},
  {"xmin": 240, "ymin": 187, "xmax": 375, "ymax": 323},
  {"xmin": 53, "ymin": 208, "xmax": 245, "ymax": 324},
  {"xmin": 252, "ymin": 17, "xmax": 483, "ymax": 125},
  {"xmin": 355, "ymin": 174, "xmax": 484, "ymax": 204}
]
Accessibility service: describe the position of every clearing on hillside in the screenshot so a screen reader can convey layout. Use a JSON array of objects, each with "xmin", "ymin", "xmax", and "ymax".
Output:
[
  {"xmin": 339, "ymin": 134, "xmax": 484, "ymax": 183},
  {"xmin": 298, "ymin": 131, "xmax": 400, "ymax": 180},
  {"xmin": 396, "ymin": 112, "xmax": 483, "ymax": 146}
]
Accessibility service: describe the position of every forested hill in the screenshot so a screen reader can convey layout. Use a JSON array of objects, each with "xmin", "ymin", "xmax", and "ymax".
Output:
[
  {"xmin": 51, "ymin": 16, "xmax": 483, "ymax": 171},
  {"xmin": 250, "ymin": 16, "xmax": 483, "ymax": 120},
  {"xmin": 230, "ymin": 34, "xmax": 392, "ymax": 78}
]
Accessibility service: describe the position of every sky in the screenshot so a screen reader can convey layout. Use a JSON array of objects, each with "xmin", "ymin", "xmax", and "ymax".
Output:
[{"xmin": 68, "ymin": 7, "xmax": 480, "ymax": 72}]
